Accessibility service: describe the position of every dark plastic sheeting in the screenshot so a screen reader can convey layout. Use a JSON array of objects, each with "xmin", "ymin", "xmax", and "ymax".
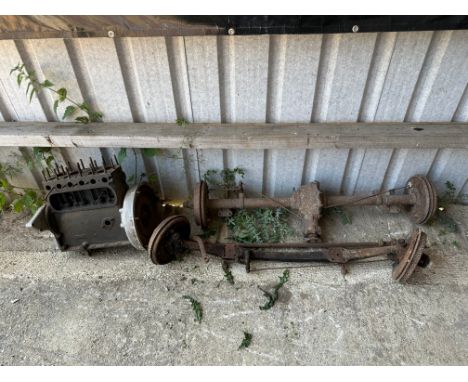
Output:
[{"xmin": 0, "ymin": 15, "xmax": 467, "ymax": 39}]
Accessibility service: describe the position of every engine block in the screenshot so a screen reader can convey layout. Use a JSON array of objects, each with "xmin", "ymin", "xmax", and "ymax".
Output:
[{"xmin": 33, "ymin": 158, "xmax": 129, "ymax": 252}]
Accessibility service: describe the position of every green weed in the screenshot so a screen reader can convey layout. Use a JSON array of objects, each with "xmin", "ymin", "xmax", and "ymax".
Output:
[{"xmin": 258, "ymin": 270, "xmax": 290, "ymax": 311}]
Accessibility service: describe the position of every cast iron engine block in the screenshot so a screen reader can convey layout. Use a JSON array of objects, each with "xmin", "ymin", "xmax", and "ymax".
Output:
[{"xmin": 30, "ymin": 158, "xmax": 130, "ymax": 252}]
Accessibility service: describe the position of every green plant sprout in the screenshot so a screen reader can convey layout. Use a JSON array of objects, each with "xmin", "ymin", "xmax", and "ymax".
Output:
[
  {"xmin": 176, "ymin": 118, "xmax": 189, "ymax": 127},
  {"xmin": 0, "ymin": 161, "xmax": 43, "ymax": 215},
  {"xmin": 222, "ymin": 261, "xmax": 235, "ymax": 285},
  {"xmin": 238, "ymin": 331, "xmax": 253, "ymax": 350},
  {"xmin": 203, "ymin": 167, "xmax": 245, "ymax": 191},
  {"xmin": 227, "ymin": 208, "xmax": 293, "ymax": 244},
  {"xmin": 182, "ymin": 295, "xmax": 203, "ymax": 323},
  {"xmin": 258, "ymin": 270, "xmax": 290, "ymax": 311},
  {"xmin": 11, "ymin": 63, "xmax": 103, "ymax": 124}
]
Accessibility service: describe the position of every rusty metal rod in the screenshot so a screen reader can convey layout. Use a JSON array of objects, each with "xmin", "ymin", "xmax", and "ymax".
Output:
[
  {"xmin": 235, "ymin": 240, "xmax": 396, "ymax": 249},
  {"xmin": 183, "ymin": 239, "xmax": 402, "ymax": 263},
  {"xmin": 325, "ymin": 194, "xmax": 414, "ymax": 207},
  {"xmin": 207, "ymin": 197, "xmax": 292, "ymax": 209},
  {"xmin": 205, "ymin": 192, "xmax": 414, "ymax": 211},
  {"xmin": 249, "ymin": 245, "xmax": 401, "ymax": 263},
  {"xmin": 184, "ymin": 239, "xmax": 397, "ymax": 250}
]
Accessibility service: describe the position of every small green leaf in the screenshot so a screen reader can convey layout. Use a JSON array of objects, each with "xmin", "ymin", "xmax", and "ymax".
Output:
[
  {"xmin": 26, "ymin": 70, "xmax": 36, "ymax": 79},
  {"xmin": 53, "ymin": 100, "xmax": 60, "ymax": 115},
  {"xmin": 33, "ymin": 147, "xmax": 51, "ymax": 157},
  {"xmin": 11, "ymin": 198, "xmax": 24, "ymax": 213},
  {"xmin": 0, "ymin": 192, "xmax": 7, "ymax": 211},
  {"xmin": 32, "ymin": 147, "xmax": 41, "ymax": 160},
  {"xmin": 29, "ymin": 201, "xmax": 42, "ymax": 214},
  {"xmin": 117, "ymin": 148, "xmax": 127, "ymax": 164},
  {"xmin": 22, "ymin": 190, "xmax": 35, "ymax": 206},
  {"xmin": 26, "ymin": 81, "xmax": 32, "ymax": 97},
  {"xmin": 176, "ymin": 118, "xmax": 189, "ymax": 127},
  {"xmin": 147, "ymin": 173, "xmax": 158, "ymax": 185},
  {"xmin": 29, "ymin": 87, "xmax": 37, "ymax": 103},
  {"xmin": 63, "ymin": 105, "xmax": 77, "ymax": 120},
  {"xmin": 79, "ymin": 102, "xmax": 90, "ymax": 112},
  {"xmin": 17, "ymin": 73, "xmax": 24, "ymax": 87},
  {"xmin": 259, "ymin": 270, "xmax": 290, "ymax": 311},
  {"xmin": 238, "ymin": 331, "xmax": 253, "ymax": 350},
  {"xmin": 41, "ymin": 79, "xmax": 54, "ymax": 88},
  {"xmin": 32, "ymin": 146, "xmax": 50, "ymax": 162},
  {"xmin": 222, "ymin": 262, "xmax": 235, "ymax": 285},
  {"xmin": 10, "ymin": 65, "xmax": 19, "ymax": 76},
  {"xmin": 182, "ymin": 295, "xmax": 202, "ymax": 323},
  {"xmin": 57, "ymin": 88, "xmax": 67, "ymax": 102},
  {"xmin": 75, "ymin": 116, "xmax": 90, "ymax": 124},
  {"xmin": 89, "ymin": 111, "xmax": 103, "ymax": 122},
  {"xmin": 0, "ymin": 177, "xmax": 9, "ymax": 190},
  {"xmin": 45, "ymin": 155, "xmax": 55, "ymax": 168},
  {"xmin": 26, "ymin": 159, "xmax": 34, "ymax": 170},
  {"xmin": 142, "ymin": 148, "xmax": 161, "ymax": 157}
]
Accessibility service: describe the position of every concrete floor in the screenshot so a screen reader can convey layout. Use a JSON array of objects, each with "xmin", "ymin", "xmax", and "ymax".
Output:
[{"xmin": 0, "ymin": 205, "xmax": 467, "ymax": 365}]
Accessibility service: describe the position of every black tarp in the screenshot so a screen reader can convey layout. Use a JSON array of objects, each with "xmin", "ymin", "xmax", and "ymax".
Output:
[{"xmin": 0, "ymin": 15, "xmax": 467, "ymax": 39}]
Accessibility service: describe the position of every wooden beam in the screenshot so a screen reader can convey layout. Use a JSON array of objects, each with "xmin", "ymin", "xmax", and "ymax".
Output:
[{"xmin": 0, "ymin": 122, "xmax": 467, "ymax": 149}]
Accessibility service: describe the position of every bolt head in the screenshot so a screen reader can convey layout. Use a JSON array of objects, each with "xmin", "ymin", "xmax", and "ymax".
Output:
[
  {"xmin": 352, "ymin": 25, "xmax": 359, "ymax": 33},
  {"xmin": 108, "ymin": 30, "xmax": 115, "ymax": 38},
  {"xmin": 228, "ymin": 27, "xmax": 235, "ymax": 36}
]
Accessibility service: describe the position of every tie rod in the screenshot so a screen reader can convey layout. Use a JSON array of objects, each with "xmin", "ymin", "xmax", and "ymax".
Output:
[{"xmin": 147, "ymin": 215, "xmax": 429, "ymax": 283}]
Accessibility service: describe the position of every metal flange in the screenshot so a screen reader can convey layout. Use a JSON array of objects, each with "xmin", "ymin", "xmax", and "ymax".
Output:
[
  {"xmin": 193, "ymin": 181, "xmax": 208, "ymax": 228},
  {"xmin": 392, "ymin": 228, "xmax": 427, "ymax": 282},
  {"xmin": 405, "ymin": 175, "xmax": 437, "ymax": 224},
  {"xmin": 148, "ymin": 215, "xmax": 191, "ymax": 265},
  {"xmin": 120, "ymin": 183, "xmax": 163, "ymax": 250}
]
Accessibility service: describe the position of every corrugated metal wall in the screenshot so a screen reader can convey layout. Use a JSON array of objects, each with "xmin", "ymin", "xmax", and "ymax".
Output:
[{"xmin": 0, "ymin": 30, "xmax": 467, "ymax": 201}]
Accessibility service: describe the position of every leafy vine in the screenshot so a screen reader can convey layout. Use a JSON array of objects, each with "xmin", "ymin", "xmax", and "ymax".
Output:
[{"xmin": 11, "ymin": 63, "xmax": 103, "ymax": 124}]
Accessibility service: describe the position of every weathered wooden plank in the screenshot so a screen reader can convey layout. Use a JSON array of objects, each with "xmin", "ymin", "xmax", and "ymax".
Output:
[{"xmin": 0, "ymin": 122, "xmax": 468, "ymax": 149}]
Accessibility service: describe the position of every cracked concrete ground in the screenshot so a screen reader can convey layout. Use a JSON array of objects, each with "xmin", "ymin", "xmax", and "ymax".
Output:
[{"xmin": 0, "ymin": 205, "xmax": 467, "ymax": 365}]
